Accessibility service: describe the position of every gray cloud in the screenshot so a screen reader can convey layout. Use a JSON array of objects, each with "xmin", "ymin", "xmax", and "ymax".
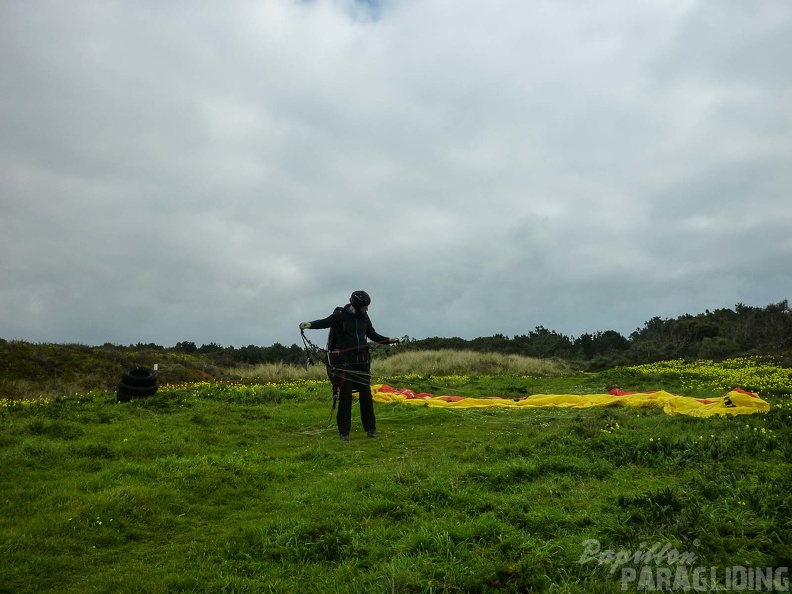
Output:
[{"xmin": 1, "ymin": 0, "xmax": 791, "ymax": 348}]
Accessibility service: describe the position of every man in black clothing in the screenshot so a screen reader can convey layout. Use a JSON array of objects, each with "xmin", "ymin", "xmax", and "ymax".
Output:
[{"xmin": 300, "ymin": 290, "xmax": 399, "ymax": 441}]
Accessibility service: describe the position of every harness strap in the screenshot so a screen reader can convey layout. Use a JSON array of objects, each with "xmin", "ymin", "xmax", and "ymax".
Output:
[{"xmin": 301, "ymin": 330, "xmax": 372, "ymax": 383}]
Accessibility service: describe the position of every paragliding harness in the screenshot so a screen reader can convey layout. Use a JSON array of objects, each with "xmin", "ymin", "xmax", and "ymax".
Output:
[{"xmin": 301, "ymin": 320, "xmax": 373, "ymax": 424}]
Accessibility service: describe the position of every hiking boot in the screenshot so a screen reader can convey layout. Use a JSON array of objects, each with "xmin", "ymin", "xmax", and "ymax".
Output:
[
  {"xmin": 367, "ymin": 430, "xmax": 377, "ymax": 438},
  {"xmin": 340, "ymin": 434, "xmax": 350, "ymax": 441}
]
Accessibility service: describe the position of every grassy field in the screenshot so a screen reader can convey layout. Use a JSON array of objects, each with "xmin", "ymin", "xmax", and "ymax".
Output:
[{"xmin": 1, "ymin": 355, "xmax": 791, "ymax": 593}]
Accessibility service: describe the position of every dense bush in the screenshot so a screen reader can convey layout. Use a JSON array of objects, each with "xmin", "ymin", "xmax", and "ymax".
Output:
[{"xmin": 392, "ymin": 301, "xmax": 792, "ymax": 370}]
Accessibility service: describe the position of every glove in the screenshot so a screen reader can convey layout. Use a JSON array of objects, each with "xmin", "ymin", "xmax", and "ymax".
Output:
[
  {"xmin": 388, "ymin": 337, "xmax": 400, "ymax": 344},
  {"xmin": 299, "ymin": 322, "xmax": 311, "ymax": 330}
]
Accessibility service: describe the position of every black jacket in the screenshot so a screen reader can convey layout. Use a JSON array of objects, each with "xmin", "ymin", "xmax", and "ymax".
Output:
[{"xmin": 309, "ymin": 305, "xmax": 389, "ymax": 367}]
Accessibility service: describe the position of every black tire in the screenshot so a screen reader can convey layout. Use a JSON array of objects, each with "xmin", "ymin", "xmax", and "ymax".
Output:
[
  {"xmin": 117, "ymin": 381, "xmax": 158, "ymax": 399},
  {"xmin": 117, "ymin": 389, "xmax": 132, "ymax": 403},
  {"xmin": 122, "ymin": 367, "xmax": 158, "ymax": 388}
]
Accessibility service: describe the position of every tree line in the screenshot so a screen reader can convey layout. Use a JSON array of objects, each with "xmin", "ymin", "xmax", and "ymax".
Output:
[
  {"xmin": 95, "ymin": 299, "xmax": 792, "ymax": 370},
  {"xmin": 398, "ymin": 300, "xmax": 792, "ymax": 369}
]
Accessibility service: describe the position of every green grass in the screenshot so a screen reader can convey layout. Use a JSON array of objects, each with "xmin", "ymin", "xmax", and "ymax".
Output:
[{"xmin": 1, "ymin": 366, "xmax": 791, "ymax": 593}]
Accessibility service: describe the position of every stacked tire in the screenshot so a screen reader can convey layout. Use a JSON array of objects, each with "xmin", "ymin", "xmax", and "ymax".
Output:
[{"xmin": 117, "ymin": 367, "xmax": 158, "ymax": 402}]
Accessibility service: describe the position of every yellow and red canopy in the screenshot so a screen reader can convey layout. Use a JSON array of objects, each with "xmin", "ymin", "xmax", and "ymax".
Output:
[{"xmin": 371, "ymin": 385, "xmax": 769, "ymax": 417}]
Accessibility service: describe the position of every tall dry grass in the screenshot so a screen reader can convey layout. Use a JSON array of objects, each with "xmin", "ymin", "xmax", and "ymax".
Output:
[
  {"xmin": 374, "ymin": 349, "xmax": 570, "ymax": 376},
  {"xmin": 234, "ymin": 349, "xmax": 569, "ymax": 383},
  {"xmin": 232, "ymin": 361, "xmax": 328, "ymax": 383}
]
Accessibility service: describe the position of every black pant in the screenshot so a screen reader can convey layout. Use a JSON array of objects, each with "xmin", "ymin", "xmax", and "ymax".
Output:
[{"xmin": 336, "ymin": 368, "xmax": 375, "ymax": 435}]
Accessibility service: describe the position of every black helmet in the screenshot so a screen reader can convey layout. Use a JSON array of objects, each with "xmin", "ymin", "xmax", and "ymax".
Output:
[{"xmin": 350, "ymin": 290, "xmax": 371, "ymax": 309}]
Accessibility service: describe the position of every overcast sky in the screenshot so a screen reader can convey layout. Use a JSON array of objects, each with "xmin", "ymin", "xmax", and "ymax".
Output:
[{"xmin": 1, "ymin": 0, "xmax": 791, "ymax": 349}]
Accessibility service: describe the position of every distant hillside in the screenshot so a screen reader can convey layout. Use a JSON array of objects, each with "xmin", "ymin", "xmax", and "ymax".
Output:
[
  {"xmin": 2, "ymin": 299, "xmax": 790, "ymax": 401},
  {"xmin": 0, "ymin": 341, "xmax": 235, "ymax": 400}
]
